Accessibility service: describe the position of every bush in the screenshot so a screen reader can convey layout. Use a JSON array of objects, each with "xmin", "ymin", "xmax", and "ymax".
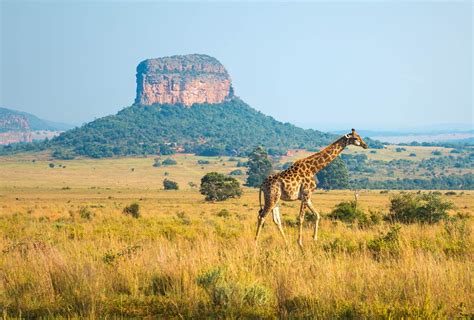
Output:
[
  {"xmin": 200, "ymin": 172, "xmax": 242, "ymax": 201},
  {"xmin": 163, "ymin": 179, "xmax": 179, "ymax": 190},
  {"xmin": 386, "ymin": 193, "xmax": 453, "ymax": 224},
  {"xmin": 48, "ymin": 163, "xmax": 55, "ymax": 168},
  {"xmin": 367, "ymin": 225, "xmax": 402, "ymax": 259},
  {"xmin": 153, "ymin": 158, "xmax": 161, "ymax": 167},
  {"xmin": 229, "ymin": 169, "xmax": 243, "ymax": 176},
  {"xmin": 123, "ymin": 203, "xmax": 140, "ymax": 218},
  {"xmin": 328, "ymin": 201, "xmax": 368, "ymax": 225},
  {"xmin": 432, "ymin": 150, "xmax": 442, "ymax": 156},
  {"xmin": 79, "ymin": 207, "xmax": 93, "ymax": 220},
  {"xmin": 236, "ymin": 161, "xmax": 248, "ymax": 168},
  {"xmin": 198, "ymin": 160, "xmax": 210, "ymax": 165},
  {"xmin": 409, "ymin": 153, "xmax": 417, "ymax": 157},
  {"xmin": 395, "ymin": 147, "xmax": 406, "ymax": 152},
  {"xmin": 216, "ymin": 209, "xmax": 231, "ymax": 218},
  {"xmin": 443, "ymin": 216, "xmax": 471, "ymax": 257},
  {"xmin": 162, "ymin": 158, "xmax": 177, "ymax": 166}
]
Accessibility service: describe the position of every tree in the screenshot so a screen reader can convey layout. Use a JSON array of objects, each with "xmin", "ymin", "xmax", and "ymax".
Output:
[
  {"xmin": 163, "ymin": 179, "xmax": 179, "ymax": 190},
  {"xmin": 246, "ymin": 146, "xmax": 272, "ymax": 187},
  {"xmin": 200, "ymin": 172, "xmax": 242, "ymax": 201},
  {"xmin": 316, "ymin": 157, "xmax": 350, "ymax": 190},
  {"xmin": 162, "ymin": 158, "xmax": 177, "ymax": 166}
]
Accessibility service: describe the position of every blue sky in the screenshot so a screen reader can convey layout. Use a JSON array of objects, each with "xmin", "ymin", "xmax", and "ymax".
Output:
[{"xmin": 1, "ymin": 1, "xmax": 472, "ymax": 131}]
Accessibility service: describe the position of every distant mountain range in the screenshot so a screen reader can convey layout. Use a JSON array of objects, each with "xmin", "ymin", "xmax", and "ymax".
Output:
[
  {"xmin": 0, "ymin": 107, "xmax": 73, "ymax": 131},
  {"xmin": 0, "ymin": 107, "xmax": 74, "ymax": 145}
]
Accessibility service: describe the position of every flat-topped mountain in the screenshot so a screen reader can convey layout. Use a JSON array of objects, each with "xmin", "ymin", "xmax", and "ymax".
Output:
[
  {"xmin": 135, "ymin": 54, "xmax": 232, "ymax": 106},
  {"xmin": 1, "ymin": 54, "xmax": 382, "ymax": 157}
]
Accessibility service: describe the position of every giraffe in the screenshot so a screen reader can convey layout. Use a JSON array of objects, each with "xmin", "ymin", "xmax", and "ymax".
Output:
[{"xmin": 255, "ymin": 129, "xmax": 368, "ymax": 248}]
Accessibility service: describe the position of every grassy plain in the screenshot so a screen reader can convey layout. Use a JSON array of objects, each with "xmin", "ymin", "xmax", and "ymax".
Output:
[{"xmin": 0, "ymin": 152, "xmax": 473, "ymax": 318}]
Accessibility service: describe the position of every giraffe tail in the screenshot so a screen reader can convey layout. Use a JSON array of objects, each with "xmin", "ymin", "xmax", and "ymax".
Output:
[{"xmin": 258, "ymin": 184, "xmax": 264, "ymax": 217}]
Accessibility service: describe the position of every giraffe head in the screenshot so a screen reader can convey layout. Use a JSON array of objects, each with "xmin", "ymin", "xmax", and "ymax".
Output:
[{"xmin": 345, "ymin": 128, "xmax": 368, "ymax": 149}]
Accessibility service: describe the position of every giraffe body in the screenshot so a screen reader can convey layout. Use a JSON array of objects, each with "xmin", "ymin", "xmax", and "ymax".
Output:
[{"xmin": 255, "ymin": 129, "xmax": 368, "ymax": 248}]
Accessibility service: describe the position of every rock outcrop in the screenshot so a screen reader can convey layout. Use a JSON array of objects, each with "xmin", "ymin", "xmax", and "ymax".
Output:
[
  {"xmin": 0, "ymin": 114, "xmax": 32, "ymax": 145},
  {"xmin": 135, "ymin": 54, "xmax": 233, "ymax": 106}
]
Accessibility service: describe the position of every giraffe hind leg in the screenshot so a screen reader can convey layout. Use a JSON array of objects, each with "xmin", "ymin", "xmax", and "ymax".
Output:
[{"xmin": 272, "ymin": 206, "xmax": 287, "ymax": 244}]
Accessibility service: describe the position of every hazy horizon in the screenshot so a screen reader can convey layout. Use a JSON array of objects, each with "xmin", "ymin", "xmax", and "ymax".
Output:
[{"xmin": 1, "ymin": 1, "xmax": 472, "ymax": 132}]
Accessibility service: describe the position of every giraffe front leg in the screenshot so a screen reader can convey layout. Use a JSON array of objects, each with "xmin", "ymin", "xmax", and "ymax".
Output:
[
  {"xmin": 306, "ymin": 199, "xmax": 321, "ymax": 241},
  {"xmin": 297, "ymin": 201, "xmax": 305, "ymax": 248}
]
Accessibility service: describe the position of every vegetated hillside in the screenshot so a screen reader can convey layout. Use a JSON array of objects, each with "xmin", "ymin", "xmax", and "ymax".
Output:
[
  {"xmin": 0, "ymin": 107, "xmax": 73, "ymax": 131},
  {"xmin": 50, "ymin": 98, "xmax": 363, "ymax": 158}
]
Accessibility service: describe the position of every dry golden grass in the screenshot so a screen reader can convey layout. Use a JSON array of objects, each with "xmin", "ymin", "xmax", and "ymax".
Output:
[{"xmin": 0, "ymin": 155, "xmax": 473, "ymax": 318}]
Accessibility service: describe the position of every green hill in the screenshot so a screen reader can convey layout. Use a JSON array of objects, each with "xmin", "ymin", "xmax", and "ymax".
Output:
[
  {"xmin": 51, "ymin": 98, "xmax": 338, "ymax": 158},
  {"xmin": 1, "ymin": 98, "xmax": 383, "ymax": 158}
]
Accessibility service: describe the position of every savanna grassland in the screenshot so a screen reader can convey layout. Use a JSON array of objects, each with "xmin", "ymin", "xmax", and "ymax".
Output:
[{"xmin": 0, "ymin": 150, "xmax": 473, "ymax": 318}]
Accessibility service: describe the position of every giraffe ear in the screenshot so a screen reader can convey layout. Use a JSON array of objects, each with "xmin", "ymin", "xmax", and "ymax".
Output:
[{"xmin": 351, "ymin": 128, "xmax": 355, "ymax": 135}]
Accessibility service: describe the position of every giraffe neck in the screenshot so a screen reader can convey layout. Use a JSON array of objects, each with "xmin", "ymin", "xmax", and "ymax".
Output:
[{"xmin": 303, "ymin": 136, "xmax": 348, "ymax": 174}]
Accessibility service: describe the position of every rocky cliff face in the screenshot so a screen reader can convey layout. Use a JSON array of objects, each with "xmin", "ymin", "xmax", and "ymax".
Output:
[
  {"xmin": 0, "ymin": 114, "xmax": 32, "ymax": 145},
  {"xmin": 135, "ymin": 54, "xmax": 233, "ymax": 106}
]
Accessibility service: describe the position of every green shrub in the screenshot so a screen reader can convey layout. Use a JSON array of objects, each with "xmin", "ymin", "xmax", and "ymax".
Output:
[
  {"xmin": 443, "ymin": 215, "xmax": 471, "ymax": 257},
  {"xmin": 409, "ymin": 153, "xmax": 417, "ymax": 157},
  {"xmin": 198, "ymin": 160, "xmax": 210, "ymax": 165},
  {"xmin": 387, "ymin": 193, "xmax": 453, "ymax": 224},
  {"xmin": 162, "ymin": 158, "xmax": 177, "ymax": 166},
  {"xmin": 200, "ymin": 172, "xmax": 242, "ymax": 201},
  {"xmin": 216, "ymin": 209, "xmax": 231, "ymax": 218},
  {"xmin": 229, "ymin": 169, "xmax": 243, "ymax": 176},
  {"xmin": 432, "ymin": 150, "xmax": 442, "ymax": 156},
  {"xmin": 176, "ymin": 211, "xmax": 191, "ymax": 225},
  {"xmin": 79, "ymin": 207, "xmax": 93, "ymax": 220},
  {"xmin": 147, "ymin": 274, "xmax": 175, "ymax": 296},
  {"xmin": 163, "ymin": 179, "xmax": 179, "ymax": 190},
  {"xmin": 243, "ymin": 284, "xmax": 272, "ymax": 307},
  {"xmin": 48, "ymin": 163, "xmax": 55, "ymax": 168},
  {"xmin": 367, "ymin": 225, "xmax": 402, "ymax": 259},
  {"xmin": 152, "ymin": 158, "xmax": 161, "ymax": 167},
  {"xmin": 328, "ymin": 201, "xmax": 368, "ymax": 226},
  {"xmin": 123, "ymin": 203, "xmax": 140, "ymax": 218}
]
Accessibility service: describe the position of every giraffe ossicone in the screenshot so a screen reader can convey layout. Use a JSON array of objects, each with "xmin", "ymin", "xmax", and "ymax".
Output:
[{"xmin": 255, "ymin": 129, "xmax": 368, "ymax": 248}]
